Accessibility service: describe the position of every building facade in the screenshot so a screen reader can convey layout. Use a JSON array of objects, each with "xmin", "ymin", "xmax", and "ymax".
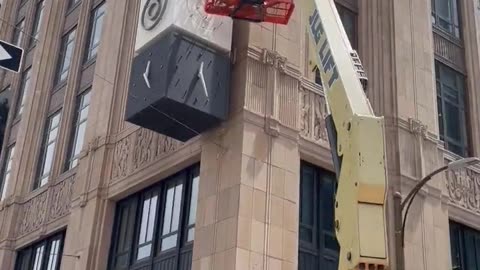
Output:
[{"xmin": 0, "ymin": 0, "xmax": 479, "ymax": 270}]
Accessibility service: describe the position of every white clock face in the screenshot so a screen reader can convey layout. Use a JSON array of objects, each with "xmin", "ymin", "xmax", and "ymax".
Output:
[
  {"xmin": 182, "ymin": 0, "xmax": 225, "ymax": 35},
  {"xmin": 135, "ymin": 0, "xmax": 233, "ymax": 53}
]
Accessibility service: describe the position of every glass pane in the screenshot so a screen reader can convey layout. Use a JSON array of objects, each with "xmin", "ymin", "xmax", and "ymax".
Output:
[
  {"xmin": 171, "ymin": 184, "xmax": 183, "ymax": 232},
  {"xmin": 51, "ymin": 114, "xmax": 61, "ymax": 127},
  {"xmin": 83, "ymin": 91, "xmax": 91, "ymax": 106},
  {"xmin": 445, "ymin": 102, "xmax": 461, "ymax": 141},
  {"xmin": 441, "ymin": 68, "xmax": 456, "ymax": 88},
  {"xmin": 299, "ymin": 227, "xmax": 312, "ymax": 243},
  {"xmin": 147, "ymin": 195, "xmax": 158, "ymax": 241},
  {"xmin": 138, "ymin": 198, "xmax": 150, "ymax": 244},
  {"xmin": 31, "ymin": 1, "xmax": 45, "ymax": 41},
  {"xmin": 93, "ymin": 14, "xmax": 105, "ymax": 47},
  {"xmin": 80, "ymin": 106, "xmax": 89, "ymax": 121},
  {"xmin": 1, "ymin": 173, "xmax": 10, "ymax": 200},
  {"xmin": 187, "ymin": 228, "xmax": 195, "ymax": 242},
  {"xmin": 321, "ymin": 176, "xmax": 335, "ymax": 232},
  {"xmin": 118, "ymin": 206, "xmax": 129, "ymax": 252},
  {"xmin": 161, "ymin": 234, "xmax": 177, "ymax": 251},
  {"xmin": 13, "ymin": 20, "xmax": 25, "ymax": 46},
  {"xmin": 437, "ymin": 96, "xmax": 444, "ymax": 139},
  {"xmin": 137, "ymin": 244, "xmax": 151, "ymax": 260},
  {"xmin": 162, "ymin": 187, "xmax": 174, "ymax": 235},
  {"xmin": 73, "ymin": 122, "xmax": 87, "ymax": 157},
  {"xmin": 43, "ymin": 143, "xmax": 56, "ymax": 176},
  {"xmin": 188, "ymin": 176, "xmax": 199, "ymax": 225},
  {"xmin": 300, "ymin": 169, "xmax": 314, "ymax": 226},
  {"xmin": 324, "ymin": 233, "xmax": 340, "ymax": 251},
  {"xmin": 46, "ymin": 240, "xmax": 60, "ymax": 270},
  {"xmin": 87, "ymin": 4, "xmax": 106, "ymax": 60},
  {"xmin": 437, "ymin": 0, "xmax": 451, "ymax": 21},
  {"xmin": 1, "ymin": 146, "xmax": 15, "ymax": 200},
  {"xmin": 464, "ymin": 231, "xmax": 478, "ymax": 269},
  {"xmin": 48, "ymin": 128, "xmax": 58, "ymax": 142},
  {"xmin": 33, "ymin": 245, "xmax": 45, "ymax": 270}
]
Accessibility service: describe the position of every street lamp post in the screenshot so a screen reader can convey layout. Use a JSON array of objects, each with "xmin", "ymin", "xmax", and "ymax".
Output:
[{"xmin": 400, "ymin": 157, "xmax": 480, "ymax": 247}]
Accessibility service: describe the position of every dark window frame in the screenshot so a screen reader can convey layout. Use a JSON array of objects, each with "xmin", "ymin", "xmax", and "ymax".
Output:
[
  {"xmin": 55, "ymin": 27, "xmax": 77, "ymax": 85},
  {"xmin": 29, "ymin": 0, "xmax": 45, "ymax": 48},
  {"xmin": 450, "ymin": 221, "xmax": 480, "ymax": 270},
  {"xmin": 336, "ymin": 2, "xmax": 358, "ymax": 49},
  {"xmin": 13, "ymin": 19, "xmax": 25, "ymax": 47},
  {"xmin": 0, "ymin": 85, "xmax": 11, "ymax": 149},
  {"xmin": 64, "ymin": 89, "xmax": 90, "ymax": 171},
  {"xmin": 15, "ymin": 68, "xmax": 32, "ymax": 118},
  {"xmin": 34, "ymin": 111, "xmax": 62, "ymax": 190},
  {"xmin": 84, "ymin": 2, "xmax": 106, "ymax": 63},
  {"xmin": 431, "ymin": 0, "xmax": 462, "ymax": 39},
  {"xmin": 0, "ymin": 144, "xmax": 15, "ymax": 200},
  {"xmin": 67, "ymin": 0, "xmax": 81, "ymax": 11},
  {"xmin": 14, "ymin": 231, "xmax": 65, "ymax": 270},
  {"xmin": 435, "ymin": 60, "xmax": 468, "ymax": 156},
  {"xmin": 108, "ymin": 165, "xmax": 199, "ymax": 270},
  {"xmin": 299, "ymin": 161, "xmax": 339, "ymax": 270}
]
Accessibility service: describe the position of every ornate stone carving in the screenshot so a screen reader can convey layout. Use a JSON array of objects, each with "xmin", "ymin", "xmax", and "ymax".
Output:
[
  {"xmin": 299, "ymin": 88, "xmax": 311, "ymax": 137},
  {"xmin": 446, "ymin": 168, "xmax": 480, "ymax": 214},
  {"xmin": 110, "ymin": 128, "xmax": 183, "ymax": 181},
  {"xmin": 133, "ymin": 128, "xmax": 156, "ymax": 170},
  {"xmin": 48, "ymin": 176, "xmax": 75, "ymax": 221},
  {"xmin": 408, "ymin": 118, "xmax": 427, "ymax": 137},
  {"xmin": 156, "ymin": 134, "xmax": 181, "ymax": 157},
  {"xmin": 313, "ymin": 94, "xmax": 328, "ymax": 142},
  {"xmin": 112, "ymin": 136, "xmax": 131, "ymax": 179},
  {"xmin": 16, "ymin": 175, "xmax": 76, "ymax": 237},
  {"xmin": 262, "ymin": 49, "xmax": 277, "ymax": 66},
  {"xmin": 261, "ymin": 49, "xmax": 287, "ymax": 71},
  {"xmin": 17, "ymin": 191, "xmax": 48, "ymax": 236}
]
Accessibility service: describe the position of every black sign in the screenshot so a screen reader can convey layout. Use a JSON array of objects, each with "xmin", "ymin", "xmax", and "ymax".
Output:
[{"xmin": 0, "ymin": 40, "xmax": 23, "ymax": 73}]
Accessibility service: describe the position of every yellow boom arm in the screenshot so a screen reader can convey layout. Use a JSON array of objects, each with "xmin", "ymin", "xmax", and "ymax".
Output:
[{"xmin": 303, "ymin": 0, "xmax": 389, "ymax": 269}]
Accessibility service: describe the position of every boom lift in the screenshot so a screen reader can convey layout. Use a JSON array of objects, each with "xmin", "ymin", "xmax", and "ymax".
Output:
[{"xmin": 205, "ymin": 0, "xmax": 390, "ymax": 269}]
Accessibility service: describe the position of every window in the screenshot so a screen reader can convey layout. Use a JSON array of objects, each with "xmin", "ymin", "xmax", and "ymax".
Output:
[
  {"xmin": 108, "ymin": 165, "xmax": 199, "ymax": 270},
  {"xmin": 85, "ymin": 3, "xmax": 106, "ymax": 62},
  {"xmin": 450, "ymin": 221, "xmax": 480, "ymax": 270},
  {"xmin": 435, "ymin": 61, "xmax": 467, "ymax": 156},
  {"xmin": 65, "ymin": 90, "xmax": 90, "ymax": 170},
  {"xmin": 14, "ymin": 232, "xmax": 64, "ymax": 270},
  {"xmin": 35, "ymin": 112, "xmax": 61, "ymax": 189},
  {"xmin": 55, "ymin": 29, "xmax": 76, "ymax": 84},
  {"xmin": 0, "ymin": 86, "xmax": 11, "ymax": 148},
  {"xmin": 315, "ymin": 68, "xmax": 322, "ymax": 85},
  {"xmin": 432, "ymin": 0, "xmax": 461, "ymax": 38},
  {"xmin": 68, "ymin": 0, "xmax": 80, "ymax": 9},
  {"xmin": 30, "ymin": 1, "xmax": 45, "ymax": 46},
  {"xmin": 299, "ymin": 162, "xmax": 339, "ymax": 270},
  {"xmin": 0, "ymin": 145, "xmax": 14, "ymax": 200},
  {"xmin": 13, "ymin": 19, "xmax": 25, "ymax": 47},
  {"xmin": 312, "ymin": 2, "xmax": 357, "ymax": 86},
  {"xmin": 16, "ymin": 68, "xmax": 31, "ymax": 118},
  {"xmin": 336, "ymin": 3, "xmax": 357, "ymax": 49}
]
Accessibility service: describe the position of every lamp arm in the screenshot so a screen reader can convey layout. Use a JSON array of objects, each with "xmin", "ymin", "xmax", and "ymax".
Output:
[{"xmin": 400, "ymin": 165, "xmax": 448, "ymax": 246}]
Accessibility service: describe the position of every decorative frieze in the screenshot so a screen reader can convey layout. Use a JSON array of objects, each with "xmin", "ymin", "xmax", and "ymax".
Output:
[
  {"xmin": 17, "ymin": 175, "xmax": 75, "ymax": 237},
  {"xmin": 111, "ymin": 128, "xmax": 182, "ymax": 181},
  {"xmin": 446, "ymin": 166, "xmax": 480, "ymax": 214}
]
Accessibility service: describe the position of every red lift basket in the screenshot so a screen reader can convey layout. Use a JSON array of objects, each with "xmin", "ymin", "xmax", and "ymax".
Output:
[{"xmin": 204, "ymin": 0, "xmax": 295, "ymax": 25}]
